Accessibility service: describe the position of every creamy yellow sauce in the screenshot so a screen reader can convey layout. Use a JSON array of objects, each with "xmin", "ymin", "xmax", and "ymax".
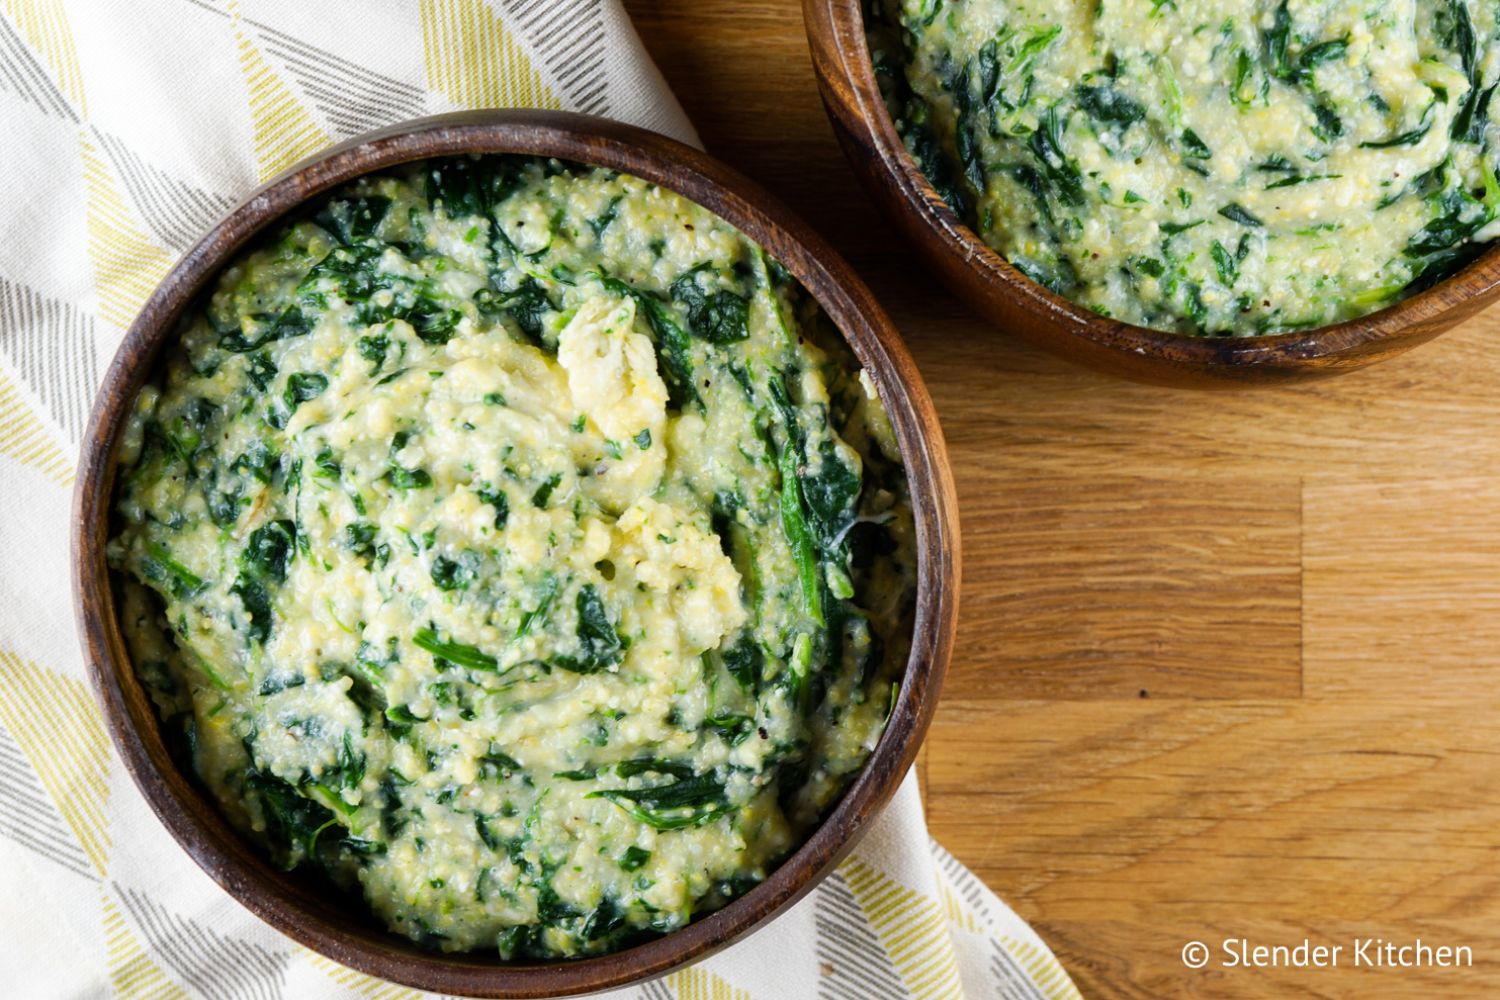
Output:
[
  {"xmin": 110, "ymin": 157, "xmax": 915, "ymax": 958},
  {"xmin": 870, "ymin": 0, "xmax": 1500, "ymax": 335}
]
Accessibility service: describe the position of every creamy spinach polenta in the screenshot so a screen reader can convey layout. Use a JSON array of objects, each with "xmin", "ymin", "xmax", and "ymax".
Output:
[
  {"xmin": 110, "ymin": 156, "xmax": 914, "ymax": 958},
  {"xmin": 870, "ymin": 0, "xmax": 1500, "ymax": 335}
]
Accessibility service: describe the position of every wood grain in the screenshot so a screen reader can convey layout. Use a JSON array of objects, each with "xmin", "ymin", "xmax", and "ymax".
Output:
[
  {"xmin": 926, "ymin": 700, "xmax": 1500, "ymax": 998},
  {"xmin": 953, "ymin": 477, "xmax": 1301, "ymax": 700},
  {"xmin": 1305, "ymin": 478, "xmax": 1500, "ymax": 699},
  {"xmin": 628, "ymin": 1, "xmax": 1500, "ymax": 995}
]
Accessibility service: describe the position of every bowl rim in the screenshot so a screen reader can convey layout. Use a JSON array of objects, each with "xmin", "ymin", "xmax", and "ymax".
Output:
[
  {"xmin": 70, "ymin": 109, "xmax": 960, "ymax": 998},
  {"xmin": 804, "ymin": 0, "xmax": 1500, "ymax": 380}
]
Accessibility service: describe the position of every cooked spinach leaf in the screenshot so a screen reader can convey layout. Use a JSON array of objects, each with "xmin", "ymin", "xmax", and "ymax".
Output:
[
  {"xmin": 590, "ymin": 772, "xmax": 730, "ymax": 830},
  {"xmin": 220, "ymin": 305, "xmax": 312, "ymax": 354},
  {"xmin": 413, "ymin": 626, "xmax": 500, "ymax": 672},
  {"xmin": 241, "ymin": 519, "xmax": 296, "ymax": 584},
  {"xmin": 670, "ymin": 264, "xmax": 751, "ymax": 344},
  {"xmin": 1218, "ymin": 203, "xmax": 1264, "ymax": 227},
  {"xmin": 553, "ymin": 585, "xmax": 624, "ymax": 674}
]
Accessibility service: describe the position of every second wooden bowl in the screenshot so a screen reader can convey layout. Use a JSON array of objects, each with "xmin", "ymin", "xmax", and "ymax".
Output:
[
  {"xmin": 71, "ymin": 110, "xmax": 959, "ymax": 997},
  {"xmin": 805, "ymin": 0, "xmax": 1500, "ymax": 387}
]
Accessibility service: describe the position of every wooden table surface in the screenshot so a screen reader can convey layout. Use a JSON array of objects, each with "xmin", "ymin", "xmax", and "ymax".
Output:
[{"xmin": 625, "ymin": 3, "xmax": 1500, "ymax": 997}]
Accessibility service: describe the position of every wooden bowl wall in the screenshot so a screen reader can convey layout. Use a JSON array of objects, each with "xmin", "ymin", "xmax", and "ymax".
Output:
[
  {"xmin": 71, "ymin": 110, "xmax": 959, "ymax": 998},
  {"xmin": 804, "ymin": 0, "xmax": 1500, "ymax": 387}
]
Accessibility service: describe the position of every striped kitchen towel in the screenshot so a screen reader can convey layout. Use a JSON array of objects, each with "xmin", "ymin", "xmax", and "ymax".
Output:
[{"xmin": 0, "ymin": 2, "xmax": 1080, "ymax": 997}]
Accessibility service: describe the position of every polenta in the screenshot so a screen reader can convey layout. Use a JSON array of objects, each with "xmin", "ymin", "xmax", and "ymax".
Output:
[
  {"xmin": 110, "ymin": 156, "xmax": 915, "ymax": 959},
  {"xmin": 869, "ymin": 0, "xmax": 1500, "ymax": 334}
]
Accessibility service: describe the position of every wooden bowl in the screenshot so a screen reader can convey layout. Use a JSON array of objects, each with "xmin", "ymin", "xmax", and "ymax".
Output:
[
  {"xmin": 71, "ymin": 110, "xmax": 959, "ymax": 997},
  {"xmin": 805, "ymin": 0, "xmax": 1500, "ymax": 387}
]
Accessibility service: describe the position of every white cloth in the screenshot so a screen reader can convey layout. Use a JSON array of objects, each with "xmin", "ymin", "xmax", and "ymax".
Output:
[{"xmin": 0, "ymin": 2, "xmax": 1080, "ymax": 997}]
